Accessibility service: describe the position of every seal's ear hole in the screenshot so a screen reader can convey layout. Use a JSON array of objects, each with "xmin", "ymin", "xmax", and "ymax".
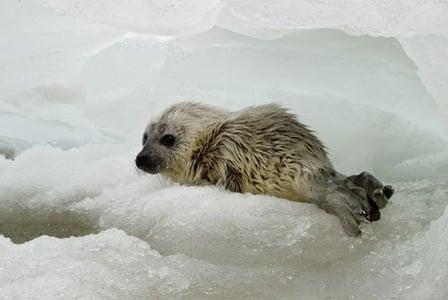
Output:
[{"xmin": 160, "ymin": 134, "xmax": 176, "ymax": 147}]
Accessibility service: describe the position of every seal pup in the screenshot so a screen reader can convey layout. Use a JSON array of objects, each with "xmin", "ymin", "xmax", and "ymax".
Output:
[{"xmin": 136, "ymin": 102, "xmax": 394, "ymax": 236}]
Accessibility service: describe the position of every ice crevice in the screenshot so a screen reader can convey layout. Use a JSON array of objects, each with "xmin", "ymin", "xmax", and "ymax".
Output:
[{"xmin": 37, "ymin": 0, "xmax": 448, "ymax": 122}]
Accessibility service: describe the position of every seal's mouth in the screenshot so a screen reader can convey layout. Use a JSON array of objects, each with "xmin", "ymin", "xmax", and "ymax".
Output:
[{"xmin": 135, "ymin": 163, "xmax": 159, "ymax": 174}]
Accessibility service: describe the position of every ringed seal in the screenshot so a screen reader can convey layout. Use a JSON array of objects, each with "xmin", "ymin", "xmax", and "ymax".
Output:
[{"xmin": 136, "ymin": 102, "xmax": 394, "ymax": 236}]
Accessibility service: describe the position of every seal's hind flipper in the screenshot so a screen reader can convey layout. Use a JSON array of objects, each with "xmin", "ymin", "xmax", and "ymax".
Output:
[
  {"xmin": 348, "ymin": 172, "xmax": 394, "ymax": 210},
  {"xmin": 315, "ymin": 185, "xmax": 373, "ymax": 237},
  {"xmin": 382, "ymin": 185, "xmax": 395, "ymax": 199}
]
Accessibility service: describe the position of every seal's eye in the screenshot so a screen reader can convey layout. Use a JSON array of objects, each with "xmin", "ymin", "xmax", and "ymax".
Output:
[
  {"xmin": 160, "ymin": 134, "xmax": 175, "ymax": 147},
  {"xmin": 142, "ymin": 133, "xmax": 148, "ymax": 145}
]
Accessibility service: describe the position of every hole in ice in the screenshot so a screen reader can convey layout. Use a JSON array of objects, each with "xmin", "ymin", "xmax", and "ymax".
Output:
[{"xmin": 0, "ymin": 209, "xmax": 99, "ymax": 244}]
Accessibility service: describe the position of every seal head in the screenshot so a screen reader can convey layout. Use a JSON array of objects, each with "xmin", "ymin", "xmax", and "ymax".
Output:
[{"xmin": 135, "ymin": 102, "xmax": 227, "ymax": 175}]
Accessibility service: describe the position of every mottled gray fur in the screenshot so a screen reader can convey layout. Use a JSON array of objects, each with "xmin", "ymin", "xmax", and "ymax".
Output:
[{"xmin": 136, "ymin": 102, "xmax": 394, "ymax": 236}]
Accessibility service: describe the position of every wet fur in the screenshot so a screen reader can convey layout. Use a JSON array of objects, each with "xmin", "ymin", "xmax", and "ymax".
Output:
[{"xmin": 137, "ymin": 102, "xmax": 393, "ymax": 236}]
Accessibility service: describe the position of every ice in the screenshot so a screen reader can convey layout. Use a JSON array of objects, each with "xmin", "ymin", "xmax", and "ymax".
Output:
[
  {"xmin": 1, "ymin": 0, "xmax": 448, "ymax": 299},
  {"xmin": 1, "ymin": 146, "xmax": 447, "ymax": 299},
  {"xmin": 0, "ymin": 229, "xmax": 190, "ymax": 299},
  {"xmin": 40, "ymin": 0, "xmax": 224, "ymax": 36},
  {"xmin": 33, "ymin": 0, "xmax": 448, "ymax": 121}
]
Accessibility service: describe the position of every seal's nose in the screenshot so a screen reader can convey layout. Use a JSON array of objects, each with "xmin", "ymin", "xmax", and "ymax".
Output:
[
  {"xmin": 135, "ymin": 152, "xmax": 148, "ymax": 167},
  {"xmin": 135, "ymin": 151, "xmax": 161, "ymax": 174}
]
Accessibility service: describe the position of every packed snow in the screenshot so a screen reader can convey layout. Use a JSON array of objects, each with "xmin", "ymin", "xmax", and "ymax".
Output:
[{"xmin": 1, "ymin": 0, "xmax": 448, "ymax": 299}]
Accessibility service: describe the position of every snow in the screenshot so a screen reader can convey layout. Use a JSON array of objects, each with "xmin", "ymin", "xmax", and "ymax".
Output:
[{"xmin": 1, "ymin": 0, "xmax": 448, "ymax": 299}]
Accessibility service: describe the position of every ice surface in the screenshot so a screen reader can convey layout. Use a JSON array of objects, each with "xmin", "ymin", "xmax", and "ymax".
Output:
[
  {"xmin": 1, "ymin": 0, "xmax": 448, "ymax": 299},
  {"xmin": 1, "ymin": 147, "xmax": 447, "ymax": 299},
  {"xmin": 0, "ymin": 229, "xmax": 191, "ymax": 299}
]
